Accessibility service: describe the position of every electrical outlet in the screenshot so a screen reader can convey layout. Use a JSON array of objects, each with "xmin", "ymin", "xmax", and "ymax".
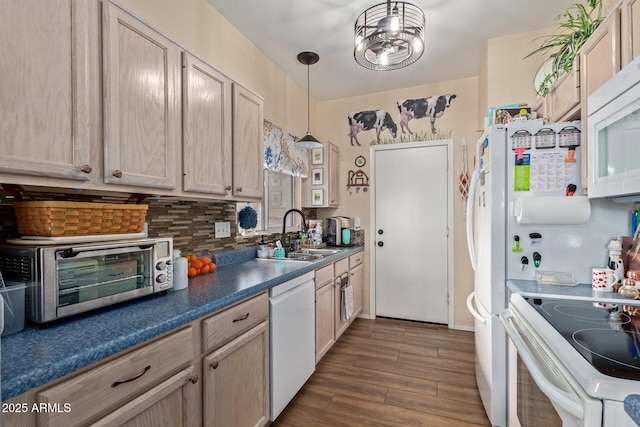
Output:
[{"xmin": 214, "ymin": 221, "xmax": 231, "ymax": 238}]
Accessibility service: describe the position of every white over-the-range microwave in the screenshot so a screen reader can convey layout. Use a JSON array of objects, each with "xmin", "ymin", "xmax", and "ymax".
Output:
[{"xmin": 588, "ymin": 54, "xmax": 640, "ymax": 201}]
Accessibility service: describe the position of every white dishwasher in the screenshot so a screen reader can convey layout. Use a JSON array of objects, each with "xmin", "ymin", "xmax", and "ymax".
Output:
[{"xmin": 269, "ymin": 271, "xmax": 315, "ymax": 421}]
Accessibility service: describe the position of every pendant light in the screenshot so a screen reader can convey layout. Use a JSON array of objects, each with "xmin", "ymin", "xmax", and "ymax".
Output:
[{"xmin": 295, "ymin": 51, "xmax": 323, "ymax": 149}]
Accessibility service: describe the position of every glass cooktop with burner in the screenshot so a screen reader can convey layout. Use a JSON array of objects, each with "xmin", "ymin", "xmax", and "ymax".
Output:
[{"xmin": 525, "ymin": 296, "xmax": 640, "ymax": 381}]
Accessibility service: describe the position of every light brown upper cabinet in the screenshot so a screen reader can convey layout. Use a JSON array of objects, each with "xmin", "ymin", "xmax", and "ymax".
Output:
[
  {"xmin": 579, "ymin": 8, "xmax": 622, "ymax": 192},
  {"xmin": 232, "ymin": 84, "xmax": 265, "ymax": 200},
  {"xmin": 546, "ymin": 57, "xmax": 581, "ymax": 123},
  {"xmin": 102, "ymin": 1, "xmax": 181, "ymax": 190},
  {"xmin": 0, "ymin": 0, "xmax": 96, "ymax": 181},
  {"xmin": 303, "ymin": 142, "xmax": 340, "ymax": 208},
  {"xmin": 182, "ymin": 52, "xmax": 233, "ymax": 196},
  {"xmin": 622, "ymin": 0, "xmax": 640, "ymax": 66}
]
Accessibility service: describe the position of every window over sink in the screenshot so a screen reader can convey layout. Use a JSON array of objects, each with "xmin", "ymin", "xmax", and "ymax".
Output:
[{"xmin": 236, "ymin": 171, "xmax": 300, "ymax": 235}]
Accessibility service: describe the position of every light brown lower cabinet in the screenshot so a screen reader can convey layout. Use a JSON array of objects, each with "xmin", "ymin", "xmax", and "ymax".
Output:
[
  {"xmin": 350, "ymin": 262, "xmax": 364, "ymax": 317},
  {"xmin": 203, "ymin": 320, "xmax": 270, "ymax": 427},
  {"xmin": 315, "ymin": 279, "xmax": 336, "ymax": 362},
  {"xmin": 314, "ymin": 251, "xmax": 365, "ymax": 363},
  {"xmin": 3, "ymin": 292, "xmax": 270, "ymax": 427}
]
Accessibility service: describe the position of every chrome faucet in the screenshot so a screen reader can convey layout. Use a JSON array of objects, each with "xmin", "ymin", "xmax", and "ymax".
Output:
[{"xmin": 282, "ymin": 209, "xmax": 306, "ymax": 253}]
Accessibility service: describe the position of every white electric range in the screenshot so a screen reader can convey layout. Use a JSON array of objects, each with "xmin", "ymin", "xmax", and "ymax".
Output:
[{"xmin": 501, "ymin": 292, "xmax": 640, "ymax": 427}]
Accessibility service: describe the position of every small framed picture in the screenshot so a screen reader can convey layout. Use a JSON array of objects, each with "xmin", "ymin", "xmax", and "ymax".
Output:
[
  {"xmin": 311, "ymin": 189, "xmax": 324, "ymax": 206},
  {"xmin": 312, "ymin": 168, "xmax": 323, "ymax": 185},
  {"xmin": 311, "ymin": 148, "xmax": 324, "ymax": 165}
]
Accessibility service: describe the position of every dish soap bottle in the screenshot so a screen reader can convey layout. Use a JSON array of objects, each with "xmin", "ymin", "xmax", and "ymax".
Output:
[
  {"xmin": 607, "ymin": 238, "xmax": 624, "ymax": 284},
  {"xmin": 173, "ymin": 249, "xmax": 189, "ymax": 291}
]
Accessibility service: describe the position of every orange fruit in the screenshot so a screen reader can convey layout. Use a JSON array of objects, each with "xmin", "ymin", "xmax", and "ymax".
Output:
[
  {"xmin": 209, "ymin": 263, "xmax": 216, "ymax": 273},
  {"xmin": 201, "ymin": 265, "xmax": 209, "ymax": 274},
  {"xmin": 201, "ymin": 256, "xmax": 212, "ymax": 265},
  {"xmin": 193, "ymin": 260, "xmax": 203, "ymax": 270},
  {"xmin": 188, "ymin": 267, "xmax": 197, "ymax": 277}
]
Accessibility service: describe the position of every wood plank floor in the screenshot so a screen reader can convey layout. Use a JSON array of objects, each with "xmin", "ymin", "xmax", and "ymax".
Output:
[{"xmin": 272, "ymin": 317, "xmax": 491, "ymax": 427}]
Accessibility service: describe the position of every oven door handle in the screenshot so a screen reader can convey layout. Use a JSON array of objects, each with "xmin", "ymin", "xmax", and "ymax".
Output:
[{"xmin": 500, "ymin": 309, "xmax": 585, "ymax": 420}]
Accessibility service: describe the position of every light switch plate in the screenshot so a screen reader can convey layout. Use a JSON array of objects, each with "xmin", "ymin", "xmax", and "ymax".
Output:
[{"xmin": 214, "ymin": 221, "xmax": 231, "ymax": 238}]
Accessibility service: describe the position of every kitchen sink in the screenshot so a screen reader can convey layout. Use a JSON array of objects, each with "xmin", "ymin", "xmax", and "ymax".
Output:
[
  {"xmin": 295, "ymin": 249, "xmax": 341, "ymax": 256},
  {"xmin": 257, "ymin": 248, "xmax": 341, "ymax": 263}
]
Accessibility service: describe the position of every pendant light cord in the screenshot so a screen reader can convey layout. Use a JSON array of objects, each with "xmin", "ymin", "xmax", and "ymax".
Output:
[{"xmin": 306, "ymin": 63, "xmax": 311, "ymax": 133}]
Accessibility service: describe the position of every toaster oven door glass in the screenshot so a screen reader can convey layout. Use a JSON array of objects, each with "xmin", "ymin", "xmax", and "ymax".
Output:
[{"xmin": 56, "ymin": 247, "xmax": 153, "ymax": 309}]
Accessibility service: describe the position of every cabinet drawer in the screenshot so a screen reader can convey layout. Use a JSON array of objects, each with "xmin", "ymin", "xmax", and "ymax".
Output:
[
  {"xmin": 335, "ymin": 258, "xmax": 349, "ymax": 276},
  {"xmin": 202, "ymin": 292, "xmax": 268, "ymax": 353},
  {"xmin": 349, "ymin": 252, "xmax": 364, "ymax": 268},
  {"xmin": 315, "ymin": 264, "xmax": 334, "ymax": 288},
  {"xmin": 37, "ymin": 327, "xmax": 193, "ymax": 427}
]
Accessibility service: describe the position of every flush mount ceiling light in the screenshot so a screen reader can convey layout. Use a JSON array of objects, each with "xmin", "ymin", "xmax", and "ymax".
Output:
[
  {"xmin": 295, "ymin": 51, "xmax": 323, "ymax": 149},
  {"xmin": 354, "ymin": 1, "xmax": 425, "ymax": 71}
]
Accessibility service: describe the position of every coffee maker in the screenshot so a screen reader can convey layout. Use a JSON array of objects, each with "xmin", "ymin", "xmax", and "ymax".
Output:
[{"xmin": 326, "ymin": 217, "xmax": 351, "ymax": 245}]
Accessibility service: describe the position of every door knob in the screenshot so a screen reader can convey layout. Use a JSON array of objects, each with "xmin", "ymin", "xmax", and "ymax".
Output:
[
  {"xmin": 378, "ymin": 229, "xmax": 384, "ymax": 235},
  {"xmin": 378, "ymin": 241, "xmax": 384, "ymax": 247}
]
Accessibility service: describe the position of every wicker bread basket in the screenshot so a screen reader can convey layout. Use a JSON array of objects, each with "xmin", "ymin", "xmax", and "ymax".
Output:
[{"xmin": 13, "ymin": 201, "xmax": 148, "ymax": 237}]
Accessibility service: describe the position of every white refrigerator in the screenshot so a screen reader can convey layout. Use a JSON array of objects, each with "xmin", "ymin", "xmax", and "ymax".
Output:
[{"xmin": 465, "ymin": 121, "xmax": 630, "ymax": 426}]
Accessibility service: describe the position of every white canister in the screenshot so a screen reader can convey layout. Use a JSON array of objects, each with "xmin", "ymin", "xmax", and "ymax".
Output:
[{"xmin": 172, "ymin": 249, "xmax": 189, "ymax": 291}]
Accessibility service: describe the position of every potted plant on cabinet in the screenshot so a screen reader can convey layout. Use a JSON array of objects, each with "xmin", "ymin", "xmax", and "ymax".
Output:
[{"xmin": 527, "ymin": 0, "xmax": 603, "ymax": 97}]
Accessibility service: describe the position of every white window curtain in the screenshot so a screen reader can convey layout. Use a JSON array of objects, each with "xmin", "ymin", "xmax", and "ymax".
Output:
[{"xmin": 264, "ymin": 120, "xmax": 309, "ymax": 178}]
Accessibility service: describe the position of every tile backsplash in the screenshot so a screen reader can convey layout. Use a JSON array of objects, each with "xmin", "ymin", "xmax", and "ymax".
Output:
[{"xmin": 0, "ymin": 192, "xmax": 316, "ymax": 255}]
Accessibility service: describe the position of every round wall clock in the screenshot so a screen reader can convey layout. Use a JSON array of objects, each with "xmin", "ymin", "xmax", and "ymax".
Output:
[{"xmin": 355, "ymin": 156, "xmax": 366, "ymax": 167}]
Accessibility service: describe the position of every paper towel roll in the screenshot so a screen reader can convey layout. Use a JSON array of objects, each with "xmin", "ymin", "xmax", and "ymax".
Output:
[{"xmin": 514, "ymin": 196, "xmax": 591, "ymax": 225}]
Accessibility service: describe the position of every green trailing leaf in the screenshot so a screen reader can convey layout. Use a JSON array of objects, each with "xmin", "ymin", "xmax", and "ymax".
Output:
[{"xmin": 526, "ymin": 1, "xmax": 603, "ymax": 96}]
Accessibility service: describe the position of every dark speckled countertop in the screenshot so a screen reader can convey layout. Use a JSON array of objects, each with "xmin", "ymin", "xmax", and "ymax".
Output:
[{"xmin": 1, "ymin": 245, "xmax": 363, "ymax": 401}]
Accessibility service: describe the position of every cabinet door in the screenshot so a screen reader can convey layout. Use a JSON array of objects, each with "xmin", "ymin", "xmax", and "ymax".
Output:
[
  {"xmin": 182, "ymin": 53, "xmax": 233, "ymax": 195},
  {"xmin": 302, "ymin": 142, "xmax": 340, "ymax": 208},
  {"xmin": 203, "ymin": 321, "xmax": 269, "ymax": 427},
  {"xmin": 580, "ymin": 9, "xmax": 621, "ymax": 192},
  {"xmin": 327, "ymin": 143, "xmax": 340, "ymax": 207},
  {"xmin": 90, "ymin": 366, "xmax": 200, "ymax": 427},
  {"xmin": 350, "ymin": 263, "xmax": 364, "ymax": 318},
  {"xmin": 0, "ymin": 0, "xmax": 93, "ymax": 180},
  {"xmin": 232, "ymin": 84, "xmax": 264, "ymax": 199},
  {"xmin": 622, "ymin": 0, "xmax": 640, "ymax": 67},
  {"xmin": 102, "ymin": 1, "xmax": 180, "ymax": 190},
  {"xmin": 315, "ymin": 281, "xmax": 335, "ymax": 363},
  {"xmin": 547, "ymin": 57, "xmax": 580, "ymax": 123}
]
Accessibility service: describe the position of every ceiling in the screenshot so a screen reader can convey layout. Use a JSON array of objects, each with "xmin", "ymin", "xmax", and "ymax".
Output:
[{"xmin": 205, "ymin": 0, "xmax": 577, "ymax": 101}]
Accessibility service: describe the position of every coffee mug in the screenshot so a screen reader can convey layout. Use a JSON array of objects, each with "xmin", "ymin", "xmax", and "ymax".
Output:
[
  {"xmin": 592, "ymin": 268, "xmax": 619, "ymax": 292},
  {"xmin": 341, "ymin": 229, "xmax": 351, "ymax": 245}
]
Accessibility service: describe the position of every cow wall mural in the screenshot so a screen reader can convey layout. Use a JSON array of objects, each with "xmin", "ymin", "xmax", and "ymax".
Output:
[{"xmin": 347, "ymin": 93, "xmax": 457, "ymax": 145}]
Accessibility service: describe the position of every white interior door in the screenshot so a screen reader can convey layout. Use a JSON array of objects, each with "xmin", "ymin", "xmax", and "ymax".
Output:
[{"xmin": 373, "ymin": 142, "xmax": 449, "ymax": 323}]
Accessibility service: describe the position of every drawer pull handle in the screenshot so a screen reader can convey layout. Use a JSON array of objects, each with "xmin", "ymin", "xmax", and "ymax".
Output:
[
  {"xmin": 225, "ymin": 185, "xmax": 232, "ymax": 191},
  {"xmin": 232, "ymin": 313, "xmax": 250, "ymax": 322},
  {"xmin": 111, "ymin": 365, "xmax": 150, "ymax": 387},
  {"xmin": 189, "ymin": 374, "xmax": 199, "ymax": 384},
  {"xmin": 211, "ymin": 361, "xmax": 219, "ymax": 369},
  {"xmin": 112, "ymin": 170, "xmax": 123, "ymax": 178},
  {"xmin": 81, "ymin": 164, "xmax": 92, "ymax": 173}
]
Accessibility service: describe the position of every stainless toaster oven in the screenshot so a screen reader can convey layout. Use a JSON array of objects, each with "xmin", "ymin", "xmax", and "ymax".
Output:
[{"xmin": 0, "ymin": 237, "xmax": 173, "ymax": 323}]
